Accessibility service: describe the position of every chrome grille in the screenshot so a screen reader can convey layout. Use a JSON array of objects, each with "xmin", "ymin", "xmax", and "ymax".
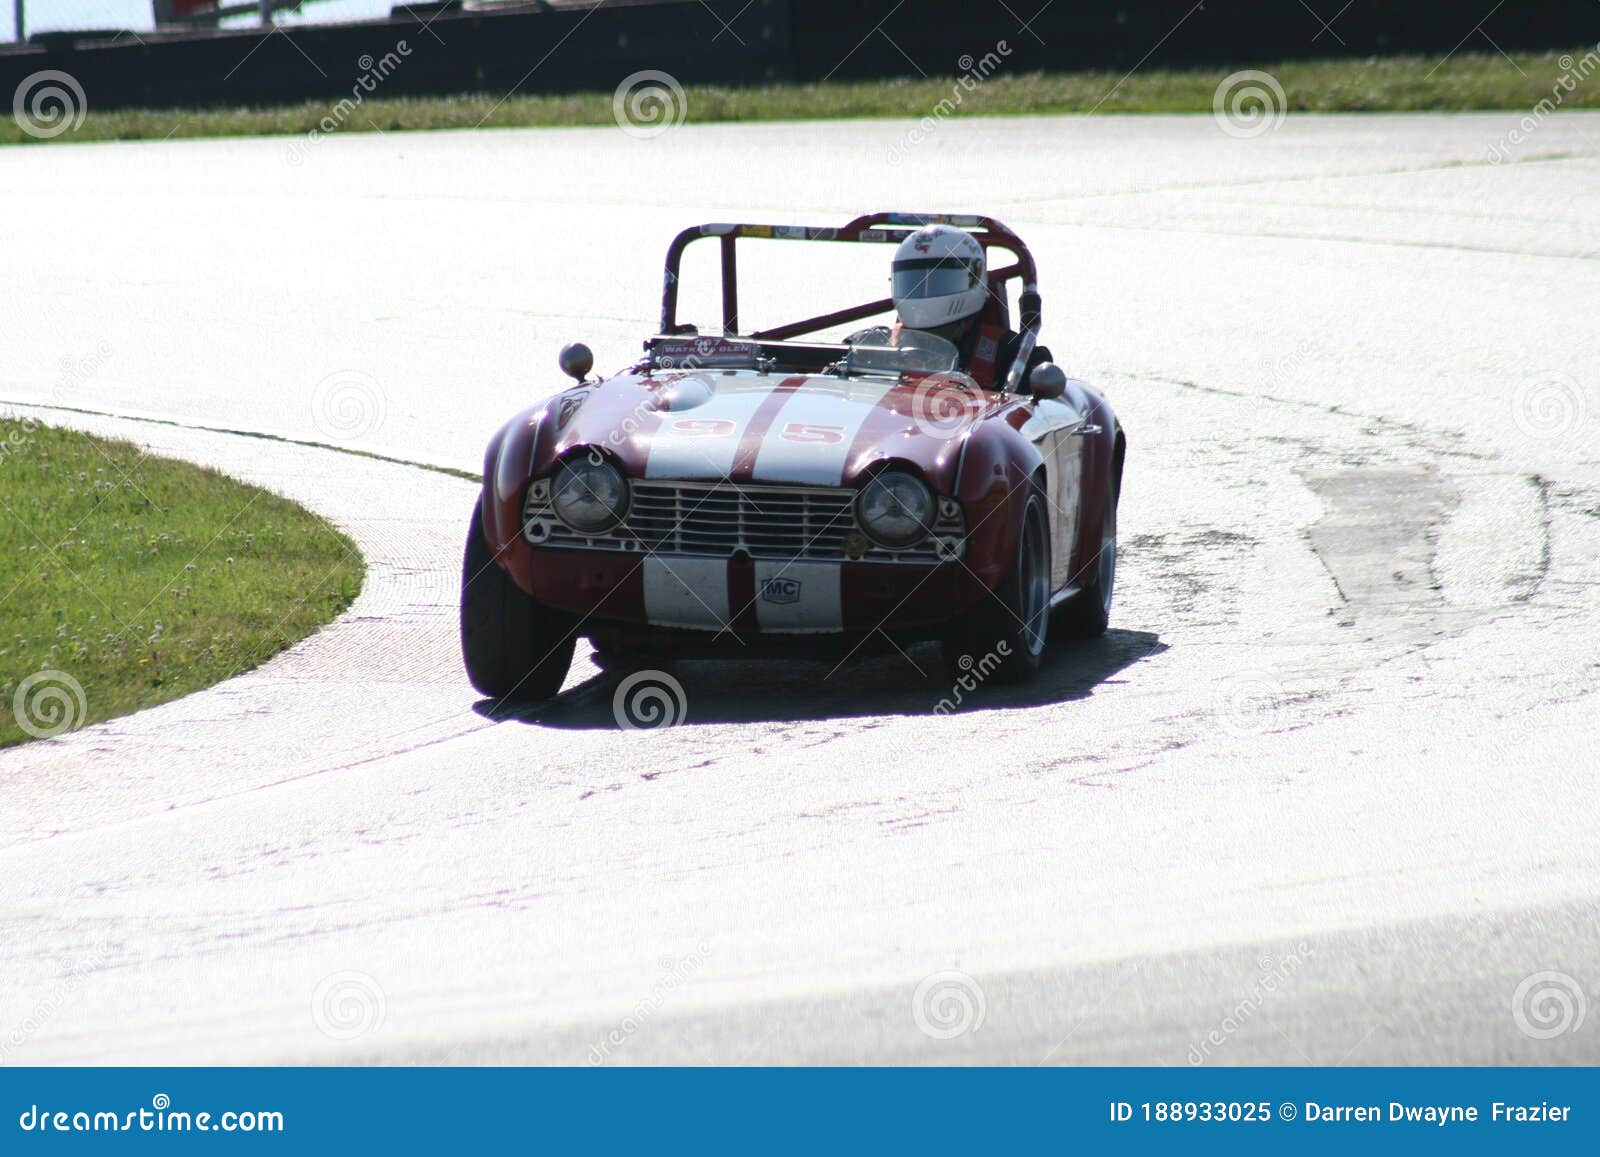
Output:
[
  {"xmin": 630, "ymin": 483, "xmax": 853, "ymax": 557},
  {"xmin": 524, "ymin": 479, "xmax": 965, "ymax": 563}
]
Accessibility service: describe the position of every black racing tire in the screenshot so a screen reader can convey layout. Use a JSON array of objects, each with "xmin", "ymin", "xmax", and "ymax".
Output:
[
  {"xmin": 942, "ymin": 488, "xmax": 1052, "ymax": 685},
  {"xmin": 460, "ymin": 497, "xmax": 576, "ymax": 702},
  {"xmin": 1051, "ymin": 469, "xmax": 1118, "ymax": 641}
]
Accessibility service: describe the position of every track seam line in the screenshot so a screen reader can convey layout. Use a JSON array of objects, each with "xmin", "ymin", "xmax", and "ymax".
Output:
[{"xmin": 0, "ymin": 398, "xmax": 480, "ymax": 481}]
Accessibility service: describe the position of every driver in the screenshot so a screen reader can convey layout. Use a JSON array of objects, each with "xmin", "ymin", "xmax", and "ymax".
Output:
[{"xmin": 848, "ymin": 224, "xmax": 1050, "ymax": 388}]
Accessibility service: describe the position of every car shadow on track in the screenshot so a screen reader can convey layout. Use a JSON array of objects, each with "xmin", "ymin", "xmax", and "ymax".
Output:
[{"xmin": 476, "ymin": 628, "xmax": 1165, "ymax": 730}]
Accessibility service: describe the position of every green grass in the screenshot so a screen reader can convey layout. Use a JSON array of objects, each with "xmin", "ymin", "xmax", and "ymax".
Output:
[
  {"xmin": 3, "ymin": 47, "xmax": 1598, "ymax": 146},
  {"xmin": 0, "ymin": 418, "xmax": 363, "ymax": 747}
]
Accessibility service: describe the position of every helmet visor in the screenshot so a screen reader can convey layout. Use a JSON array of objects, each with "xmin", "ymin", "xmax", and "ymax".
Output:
[{"xmin": 893, "ymin": 257, "xmax": 981, "ymax": 301}]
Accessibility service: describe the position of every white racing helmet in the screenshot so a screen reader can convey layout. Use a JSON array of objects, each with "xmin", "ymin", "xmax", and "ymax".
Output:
[{"xmin": 891, "ymin": 224, "xmax": 988, "ymax": 330}]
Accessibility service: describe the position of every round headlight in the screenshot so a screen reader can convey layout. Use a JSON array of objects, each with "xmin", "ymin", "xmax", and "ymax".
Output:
[
  {"xmin": 856, "ymin": 471, "xmax": 935, "ymax": 550},
  {"xmin": 550, "ymin": 455, "xmax": 628, "ymax": 533}
]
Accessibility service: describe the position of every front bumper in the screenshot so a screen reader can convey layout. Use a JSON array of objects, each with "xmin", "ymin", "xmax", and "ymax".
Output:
[{"xmin": 526, "ymin": 547, "xmax": 990, "ymax": 639}]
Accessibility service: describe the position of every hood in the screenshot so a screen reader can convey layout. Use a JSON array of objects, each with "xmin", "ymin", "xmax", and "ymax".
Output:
[{"xmin": 542, "ymin": 368, "xmax": 992, "ymax": 492}]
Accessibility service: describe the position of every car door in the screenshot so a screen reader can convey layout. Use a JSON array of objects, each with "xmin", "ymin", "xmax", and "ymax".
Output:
[{"xmin": 1018, "ymin": 393, "xmax": 1081, "ymax": 592}]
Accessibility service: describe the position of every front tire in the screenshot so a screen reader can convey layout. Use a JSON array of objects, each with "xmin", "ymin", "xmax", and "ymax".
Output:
[
  {"xmin": 942, "ymin": 489, "xmax": 1052, "ymax": 684},
  {"xmin": 460, "ymin": 497, "xmax": 576, "ymax": 702}
]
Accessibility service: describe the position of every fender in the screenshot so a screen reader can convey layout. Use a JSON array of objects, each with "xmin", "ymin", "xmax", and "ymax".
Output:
[
  {"xmin": 479, "ymin": 402, "xmax": 551, "ymax": 598},
  {"xmin": 951, "ymin": 398, "xmax": 1046, "ymax": 598},
  {"xmin": 1064, "ymin": 385, "xmax": 1123, "ymax": 590}
]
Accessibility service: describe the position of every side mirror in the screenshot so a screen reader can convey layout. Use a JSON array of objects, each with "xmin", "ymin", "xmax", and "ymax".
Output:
[
  {"xmin": 559, "ymin": 342, "xmax": 594, "ymax": 383},
  {"xmin": 1027, "ymin": 362, "xmax": 1066, "ymax": 401}
]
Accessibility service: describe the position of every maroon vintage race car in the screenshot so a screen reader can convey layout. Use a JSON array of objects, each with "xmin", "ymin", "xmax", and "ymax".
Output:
[{"xmin": 461, "ymin": 212, "xmax": 1125, "ymax": 701}]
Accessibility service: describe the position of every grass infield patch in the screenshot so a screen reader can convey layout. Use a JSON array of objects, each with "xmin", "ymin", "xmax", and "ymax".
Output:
[
  {"xmin": 1, "ymin": 48, "xmax": 1597, "ymax": 147},
  {"xmin": 0, "ymin": 418, "xmax": 363, "ymax": 747}
]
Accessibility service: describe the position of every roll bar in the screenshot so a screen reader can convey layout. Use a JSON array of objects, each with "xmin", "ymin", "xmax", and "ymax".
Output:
[{"xmin": 658, "ymin": 212, "xmax": 1043, "ymax": 393}]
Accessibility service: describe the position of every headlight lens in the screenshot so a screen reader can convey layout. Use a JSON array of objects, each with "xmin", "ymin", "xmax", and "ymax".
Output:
[
  {"xmin": 550, "ymin": 455, "xmax": 628, "ymax": 532},
  {"xmin": 856, "ymin": 471, "xmax": 935, "ymax": 550}
]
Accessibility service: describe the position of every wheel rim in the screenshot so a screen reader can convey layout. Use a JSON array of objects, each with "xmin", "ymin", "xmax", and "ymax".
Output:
[
  {"xmin": 1020, "ymin": 505, "xmax": 1049, "ymax": 656},
  {"xmin": 1099, "ymin": 488, "xmax": 1117, "ymax": 615}
]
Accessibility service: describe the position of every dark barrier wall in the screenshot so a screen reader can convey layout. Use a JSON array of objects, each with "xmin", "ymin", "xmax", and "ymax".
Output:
[
  {"xmin": 794, "ymin": 0, "xmax": 1600, "ymax": 79},
  {"xmin": 2, "ymin": 0, "xmax": 1599, "ymax": 112}
]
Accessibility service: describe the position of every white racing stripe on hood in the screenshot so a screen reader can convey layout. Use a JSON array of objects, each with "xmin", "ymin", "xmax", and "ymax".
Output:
[
  {"xmin": 642, "ymin": 384, "xmax": 772, "ymax": 480},
  {"xmin": 749, "ymin": 381, "xmax": 894, "ymax": 485}
]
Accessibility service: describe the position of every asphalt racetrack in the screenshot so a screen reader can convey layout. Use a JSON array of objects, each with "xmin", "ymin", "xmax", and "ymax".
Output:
[{"xmin": 1, "ymin": 113, "xmax": 1597, "ymax": 1064}]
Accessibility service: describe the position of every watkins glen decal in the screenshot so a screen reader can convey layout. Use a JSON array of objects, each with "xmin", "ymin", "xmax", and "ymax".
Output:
[{"xmin": 652, "ymin": 336, "xmax": 758, "ymax": 370}]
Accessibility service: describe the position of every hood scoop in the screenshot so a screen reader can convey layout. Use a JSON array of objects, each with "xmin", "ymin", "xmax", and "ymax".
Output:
[{"xmin": 656, "ymin": 375, "xmax": 716, "ymax": 412}]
